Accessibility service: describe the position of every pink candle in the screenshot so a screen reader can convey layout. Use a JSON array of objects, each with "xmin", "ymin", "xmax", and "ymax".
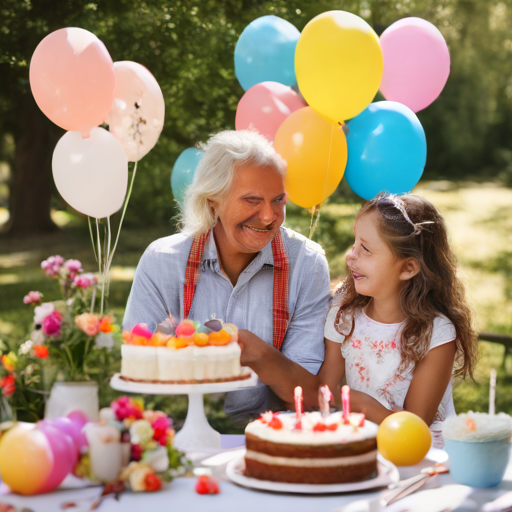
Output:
[
  {"xmin": 319, "ymin": 385, "xmax": 332, "ymax": 418},
  {"xmin": 342, "ymin": 385, "xmax": 350, "ymax": 423},
  {"xmin": 294, "ymin": 386, "xmax": 303, "ymax": 429}
]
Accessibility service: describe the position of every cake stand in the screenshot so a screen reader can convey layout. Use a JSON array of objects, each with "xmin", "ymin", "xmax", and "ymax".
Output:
[{"xmin": 110, "ymin": 372, "xmax": 258, "ymax": 452}]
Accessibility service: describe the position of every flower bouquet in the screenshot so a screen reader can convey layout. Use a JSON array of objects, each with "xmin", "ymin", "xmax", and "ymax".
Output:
[
  {"xmin": 74, "ymin": 396, "xmax": 190, "ymax": 505},
  {"xmin": 3, "ymin": 255, "xmax": 121, "ymax": 421}
]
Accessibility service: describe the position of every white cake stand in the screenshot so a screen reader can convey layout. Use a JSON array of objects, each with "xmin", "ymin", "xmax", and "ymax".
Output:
[{"xmin": 110, "ymin": 372, "xmax": 258, "ymax": 452}]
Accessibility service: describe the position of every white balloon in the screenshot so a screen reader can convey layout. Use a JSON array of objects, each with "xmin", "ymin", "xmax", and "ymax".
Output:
[
  {"xmin": 106, "ymin": 61, "xmax": 165, "ymax": 162},
  {"xmin": 52, "ymin": 127, "xmax": 128, "ymax": 218}
]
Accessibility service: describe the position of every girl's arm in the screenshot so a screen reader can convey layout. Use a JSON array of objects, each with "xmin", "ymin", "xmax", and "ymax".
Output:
[
  {"xmin": 317, "ymin": 338, "xmax": 346, "ymax": 402},
  {"xmin": 349, "ymin": 341, "xmax": 456, "ymax": 425},
  {"xmin": 403, "ymin": 341, "xmax": 456, "ymax": 425}
]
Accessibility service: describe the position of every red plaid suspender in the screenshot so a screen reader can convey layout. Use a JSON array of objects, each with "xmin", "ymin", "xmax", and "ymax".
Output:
[{"xmin": 183, "ymin": 231, "xmax": 289, "ymax": 351}]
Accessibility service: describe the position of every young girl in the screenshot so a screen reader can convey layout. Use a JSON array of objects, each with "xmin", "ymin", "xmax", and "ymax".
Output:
[{"xmin": 319, "ymin": 193, "xmax": 478, "ymax": 447}]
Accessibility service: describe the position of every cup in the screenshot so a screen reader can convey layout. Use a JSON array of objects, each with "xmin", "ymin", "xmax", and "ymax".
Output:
[{"xmin": 445, "ymin": 439, "xmax": 511, "ymax": 487}]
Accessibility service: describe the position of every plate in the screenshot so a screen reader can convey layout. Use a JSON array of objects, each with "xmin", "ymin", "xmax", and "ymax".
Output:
[
  {"xmin": 110, "ymin": 371, "xmax": 258, "ymax": 395},
  {"xmin": 226, "ymin": 452, "xmax": 400, "ymax": 494}
]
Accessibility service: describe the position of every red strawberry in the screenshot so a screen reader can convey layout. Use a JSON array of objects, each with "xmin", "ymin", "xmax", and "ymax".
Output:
[
  {"xmin": 268, "ymin": 415, "xmax": 283, "ymax": 430},
  {"xmin": 313, "ymin": 422, "xmax": 327, "ymax": 432},
  {"xmin": 195, "ymin": 475, "xmax": 220, "ymax": 494},
  {"xmin": 327, "ymin": 423, "xmax": 338, "ymax": 431}
]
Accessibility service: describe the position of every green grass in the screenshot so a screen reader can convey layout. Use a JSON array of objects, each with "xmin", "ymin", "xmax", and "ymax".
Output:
[{"xmin": 1, "ymin": 180, "xmax": 511, "ymax": 430}]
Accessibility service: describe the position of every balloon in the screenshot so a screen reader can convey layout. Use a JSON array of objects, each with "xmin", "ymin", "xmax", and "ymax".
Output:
[
  {"xmin": 37, "ymin": 421, "xmax": 75, "ymax": 493},
  {"xmin": 67, "ymin": 411, "xmax": 89, "ymax": 452},
  {"xmin": 295, "ymin": 11, "xmax": 383, "ymax": 123},
  {"xmin": 0, "ymin": 424, "xmax": 53, "ymax": 495},
  {"xmin": 274, "ymin": 107, "xmax": 347, "ymax": 209},
  {"xmin": 171, "ymin": 148, "xmax": 204, "ymax": 203},
  {"xmin": 106, "ymin": 61, "xmax": 165, "ymax": 161},
  {"xmin": 52, "ymin": 127, "xmax": 128, "ymax": 218},
  {"xmin": 51, "ymin": 417, "xmax": 81, "ymax": 462},
  {"xmin": 380, "ymin": 18, "xmax": 450, "ymax": 113},
  {"xmin": 377, "ymin": 411, "xmax": 432, "ymax": 466},
  {"xmin": 345, "ymin": 101, "xmax": 426, "ymax": 200},
  {"xmin": 235, "ymin": 81, "xmax": 306, "ymax": 142},
  {"xmin": 235, "ymin": 16, "xmax": 300, "ymax": 91},
  {"xmin": 29, "ymin": 28, "xmax": 116, "ymax": 138}
]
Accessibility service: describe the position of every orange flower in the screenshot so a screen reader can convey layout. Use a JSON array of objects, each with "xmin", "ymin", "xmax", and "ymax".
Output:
[
  {"xmin": 99, "ymin": 316, "xmax": 114, "ymax": 333},
  {"xmin": 1, "ymin": 353, "xmax": 16, "ymax": 373},
  {"xmin": 34, "ymin": 345, "xmax": 49, "ymax": 359},
  {"xmin": 75, "ymin": 313, "xmax": 100, "ymax": 336}
]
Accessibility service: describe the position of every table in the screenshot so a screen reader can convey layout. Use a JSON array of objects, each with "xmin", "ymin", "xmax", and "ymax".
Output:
[{"xmin": 2, "ymin": 437, "xmax": 512, "ymax": 512}]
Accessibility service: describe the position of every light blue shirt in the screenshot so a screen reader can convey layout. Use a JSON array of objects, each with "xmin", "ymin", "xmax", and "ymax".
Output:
[{"xmin": 123, "ymin": 226, "xmax": 331, "ymax": 422}]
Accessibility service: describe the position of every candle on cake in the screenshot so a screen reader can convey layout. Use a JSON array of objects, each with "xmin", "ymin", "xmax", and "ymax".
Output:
[
  {"xmin": 342, "ymin": 385, "xmax": 350, "ymax": 424},
  {"xmin": 318, "ymin": 385, "xmax": 332, "ymax": 418},
  {"xmin": 294, "ymin": 386, "xmax": 303, "ymax": 429}
]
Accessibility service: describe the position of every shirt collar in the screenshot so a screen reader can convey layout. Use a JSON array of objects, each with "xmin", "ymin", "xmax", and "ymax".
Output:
[{"xmin": 202, "ymin": 229, "xmax": 277, "ymax": 270}]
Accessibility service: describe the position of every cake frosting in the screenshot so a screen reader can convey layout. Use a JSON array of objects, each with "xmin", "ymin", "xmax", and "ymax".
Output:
[
  {"xmin": 244, "ymin": 410, "xmax": 378, "ymax": 484},
  {"xmin": 120, "ymin": 317, "xmax": 249, "ymax": 384}
]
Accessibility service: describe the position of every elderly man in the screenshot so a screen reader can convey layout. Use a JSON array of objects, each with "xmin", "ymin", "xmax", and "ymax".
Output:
[{"xmin": 124, "ymin": 130, "xmax": 331, "ymax": 422}]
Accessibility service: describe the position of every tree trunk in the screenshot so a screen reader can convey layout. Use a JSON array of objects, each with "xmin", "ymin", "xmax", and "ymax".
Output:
[{"xmin": 6, "ymin": 91, "xmax": 59, "ymax": 235}]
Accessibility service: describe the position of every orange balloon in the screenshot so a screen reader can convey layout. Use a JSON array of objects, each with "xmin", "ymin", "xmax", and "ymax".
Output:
[
  {"xmin": 377, "ymin": 411, "xmax": 432, "ymax": 466},
  {"xmin": 274, "ymin": 107, "xmax": 347, "ymax": 208},
  {"xmin": 0, "ymin": 424, "xmax": 53, "ymax": 495}
]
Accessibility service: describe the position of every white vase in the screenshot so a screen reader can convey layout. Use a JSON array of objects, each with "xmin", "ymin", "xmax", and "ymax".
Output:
[{"xmin": 45, "ymin": 381, "xmax": 99, "ymax": 421}]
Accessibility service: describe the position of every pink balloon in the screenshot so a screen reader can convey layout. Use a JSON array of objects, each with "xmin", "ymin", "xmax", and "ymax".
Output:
[
  {"xmin": 106, "ymin": 61, "xmax": 165, "ymax": 162},
  {"xmin": 67, "ymin": 411, "xmax": 89, "ymax": 452},
  {"xmin": 380, "ymin": 18, "xmax": 450, "ymax": 113},
  {"xmin": 52, "ymin": 417, "xmax": 81, "ymax": 461},
  {"xmin": 30, "ymin": 27, "xmax": 116, "ymax": 138},
  {"xmin": 37, "ymin": 422, "xmax": 75, "ymax": 493},
  {"xmin": 236, "ymin": 81, "xmax": 306, "ymax": 141}
]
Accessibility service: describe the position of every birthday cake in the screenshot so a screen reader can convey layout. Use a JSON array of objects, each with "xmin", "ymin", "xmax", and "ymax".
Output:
[
  {"xmin": 244, "ymin": 387, "xmax": 378, "ymax": 484},
  {"xmin": 120, "ymin": 318, "xmax": 249, "ymax": 384}
]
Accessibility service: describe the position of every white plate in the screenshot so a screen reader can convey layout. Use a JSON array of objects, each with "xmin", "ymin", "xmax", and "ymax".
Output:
[
  {"xmin": 226, "ymin": 452, "xmax": 399, "ymax": 494},
  {"xmin": 110, "ymin": 371, "xmax": 258, "ymax": 395}
]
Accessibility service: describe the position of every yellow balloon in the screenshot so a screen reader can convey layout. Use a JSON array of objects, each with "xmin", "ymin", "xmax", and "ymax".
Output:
[
  {"xmin": 295, "ymin": 11, "xmax": 383, "ymax": 123},
  {"xmin": 274, "ymin": 107, "xmax": 347, "ymax": 209},
  {"xmin": 0, "ymin": 424, "xmax": 53, "ymax": 495},
  {"xmin": 377, "ymin": 412, "xmax": 432, "ymax": 466}
]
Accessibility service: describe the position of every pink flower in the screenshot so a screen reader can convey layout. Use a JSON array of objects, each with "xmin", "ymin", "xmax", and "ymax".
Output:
[
  {"xmin": 75, "ymin": 313, "xmax": 100, "ymax": 336},
  {"xmin": 23, "ymin": 291, "xmax": 42, "ymax": 305},
  {"xmin": 351, "ymin": 338, "xmax": 362, "ymax": 349},
  {"xmin": 111, "ymin": 397, "xmax": 143, "ymax": 421},
  {"xmin": 152, "ymin": 416, "xmax": 172, "ymax": 444},
  {"xmin": 73, "ymin": 273, "xmax": 97, "ymax": 289},
  {"xmin": 41, "ymin": 255, "xmax": 64, "ymax": 277},
  {"xmin": 65, "ymin": 259, "xmax": 82, "ymax": 272},
  {"xmin": 391, "ymin": 341, "xmax": 397, "ymax": 349},
  {"xmin": 42, "ymin": 310, "xmax": 62, "ymax": 337}
]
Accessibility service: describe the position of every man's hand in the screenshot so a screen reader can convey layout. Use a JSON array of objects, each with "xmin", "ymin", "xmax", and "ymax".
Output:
[{"xmin": 237, "ymin": 329, "xmax": 271, "ymax": 367}]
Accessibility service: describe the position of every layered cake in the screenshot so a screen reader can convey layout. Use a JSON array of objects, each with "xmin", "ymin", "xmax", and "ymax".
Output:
[
  {"xmin": 244, "ymin": 410, "xmax": 378, "ymax": 484},
  {"xmin": 121, "ymin": 318, "xmax": 249, "ymax": 384}
]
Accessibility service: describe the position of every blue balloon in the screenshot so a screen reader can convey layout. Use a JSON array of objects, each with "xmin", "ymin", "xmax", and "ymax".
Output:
[
  {"xmin": 235, "ymin": 16, "xmax": 300, "ymax": 91},
  {"xmin": 345, "ymin": 101, "xmax": 427, "ymax": 200},
  {"xmin": 171, "ymin": 148, "xmax": 203, "ymax": 203}
]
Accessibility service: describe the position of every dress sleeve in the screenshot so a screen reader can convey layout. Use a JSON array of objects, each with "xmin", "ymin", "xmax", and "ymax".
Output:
[
  {"xmin": 429, "ymin": 315, "xmax": 457, "ymax": 350},
  {"xmin": 324, "ymin": 305, "xmax": 346, "ymax": 343}
]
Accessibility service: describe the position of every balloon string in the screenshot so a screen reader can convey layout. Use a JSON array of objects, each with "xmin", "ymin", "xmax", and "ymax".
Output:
[
  {"xmin": 105, "ymin": 216, "xmax": 112, "ymax": 302},
  {"xmin": 308, "ymin": 122, "xmax": 334, "ymax": 239},
  {"xmin": 88, "ymin": 217, "xmax": 98, "ymax": 262},
  {"xmin": 96, "ymin": 218, "xmax": 103, "ymax": 316},
  {"xmin": 107, "ymin": 161, "xmax": 138, "ymax": 273}
]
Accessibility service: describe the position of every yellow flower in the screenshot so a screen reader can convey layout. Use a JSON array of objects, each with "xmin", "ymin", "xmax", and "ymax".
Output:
[{"xmin": 1, "ymin": 352, "xmax": 18, "ymax": 373}]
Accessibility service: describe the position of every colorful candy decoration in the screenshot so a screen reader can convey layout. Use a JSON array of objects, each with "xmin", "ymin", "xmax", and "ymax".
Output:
[
  {"xmin": 377, "ymin": 411, "xmax": 432, "ymax": 466},
  {"xmin": 123, "ymin": 318, "xmax": 238, "ymax": 349}
]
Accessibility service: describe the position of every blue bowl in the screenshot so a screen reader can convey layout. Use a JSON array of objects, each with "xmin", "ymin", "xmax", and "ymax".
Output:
[{"xmin": 445, "ymin": 439, "xmax": 511, "ymax": 487}]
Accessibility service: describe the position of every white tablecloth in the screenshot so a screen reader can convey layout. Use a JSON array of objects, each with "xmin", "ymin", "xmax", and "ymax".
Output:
[{"xmin": 3, "ymin": 438, "xmax": 512, "ymax": 512}]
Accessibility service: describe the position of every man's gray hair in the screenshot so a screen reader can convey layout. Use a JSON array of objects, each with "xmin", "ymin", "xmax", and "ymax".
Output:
[{"xmin": 179, "ymin": 130, "xmax": 286, "ymax": 236}]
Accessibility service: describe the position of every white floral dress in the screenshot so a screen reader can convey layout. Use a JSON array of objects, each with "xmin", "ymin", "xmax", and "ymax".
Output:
[{"xmin": 324, "ymin": 306, "xmax": 457, "ymax": 448}]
